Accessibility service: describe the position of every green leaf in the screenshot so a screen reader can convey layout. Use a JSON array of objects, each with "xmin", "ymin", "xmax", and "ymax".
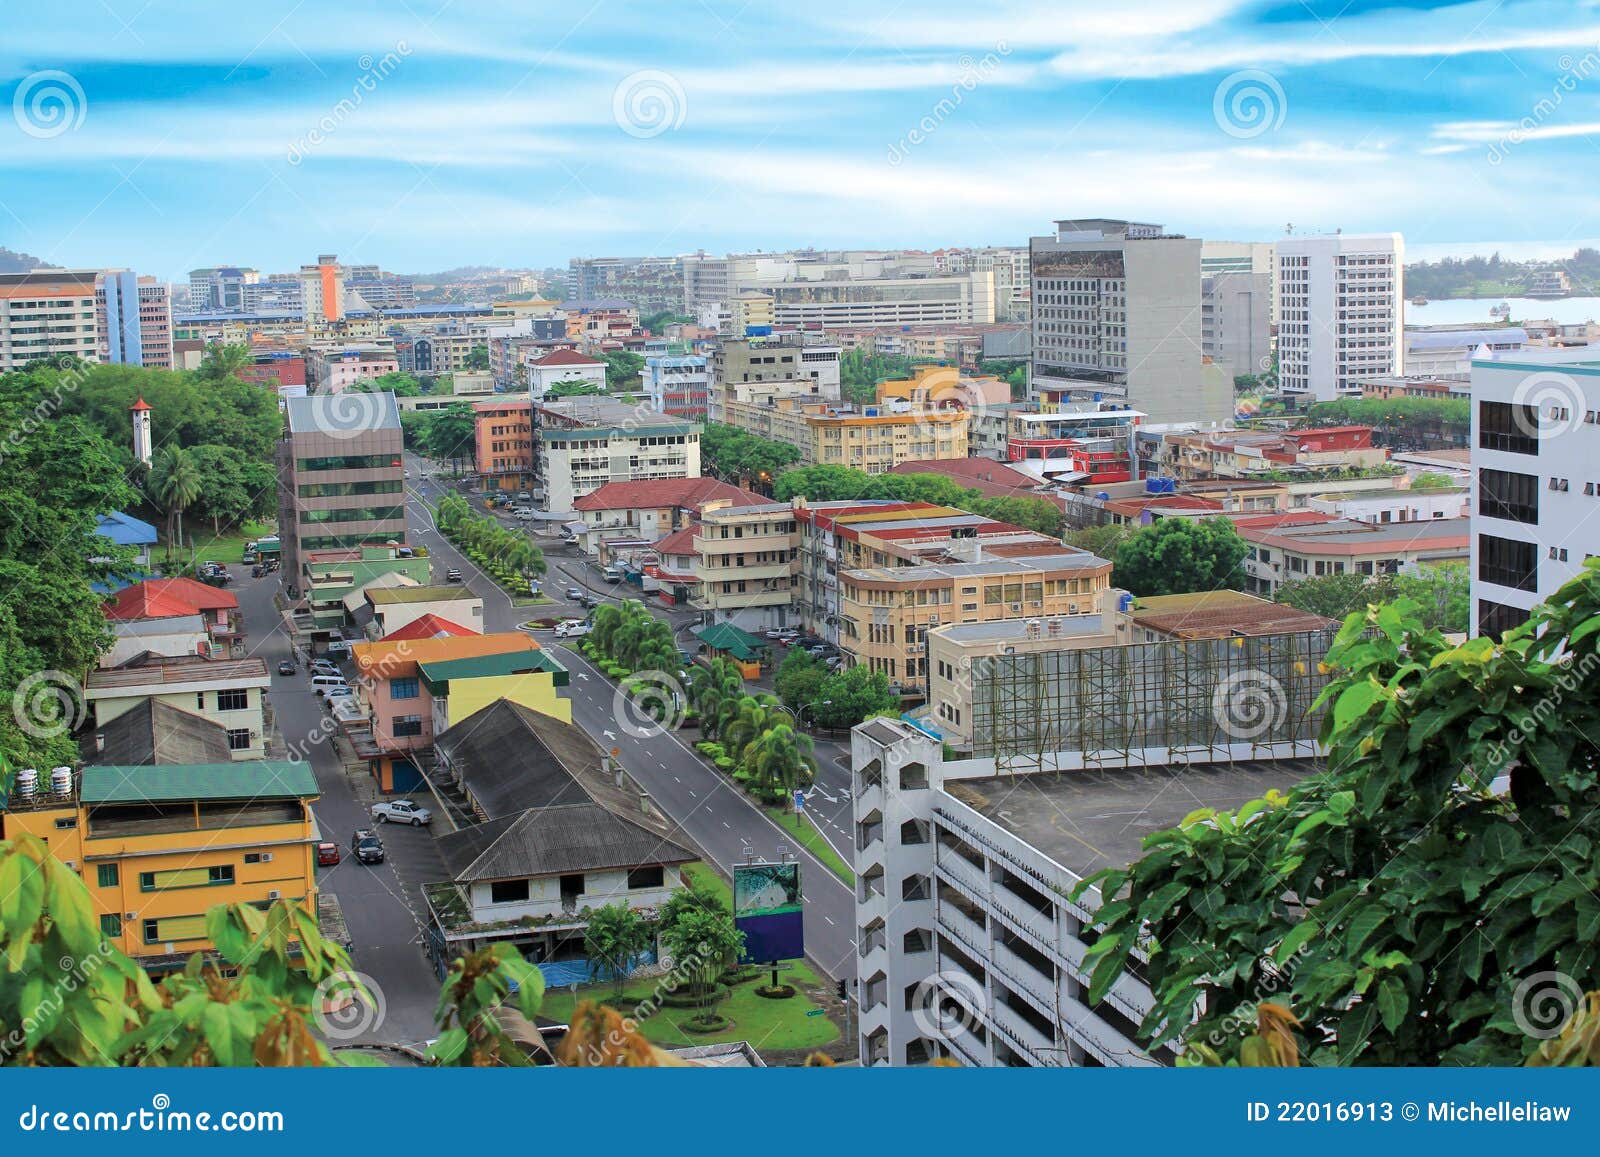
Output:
[
  {"xmin": 1275, "ymin": 919, "xmax": 1319, "ymax": 963},
  {"xmin": 1376, "ymin": 977, "xmax": 1408, "ymax": 1033}
]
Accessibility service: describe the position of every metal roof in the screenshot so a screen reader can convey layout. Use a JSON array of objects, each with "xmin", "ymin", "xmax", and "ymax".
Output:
[{"xmin": 81, "ymin": 761, "xmax": 319, "ymax": 803}]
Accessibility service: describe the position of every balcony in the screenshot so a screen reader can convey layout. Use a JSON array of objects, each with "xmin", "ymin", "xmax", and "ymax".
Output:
[
  {"xmin": 992, "ymin": 942, "xmax": 1058, "ymax": 1015},
  {"xmin": 990, "ymin": 1000, "xmax": 1057, "ymax": 1066},
  {"xmin": 934, "ymin": 850, "xmax": 988, "ymax": 901},
  {"xmin": 937, "ymin": 902, "xmax": 989, "ymax": 959},
  {"xmin": 990, "ymin": 892, "xmax": 1056, "ymax": 955},
  {"xmin": 695, "ymin": 557, "xmax": 798, "ymax": 583}
]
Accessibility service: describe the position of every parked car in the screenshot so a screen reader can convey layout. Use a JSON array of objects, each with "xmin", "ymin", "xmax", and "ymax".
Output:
[
  {"xmin": 764, "ymin": 628, "xmax": 786, "ymax": 640},
  {"xmin": 316, "ymin": 842, "xmax": 341, "ymax": 867},
  {"xmin": 554, "ymin": 619, "xmax": 591, "ymax": 638},
  {"xmin": 577, "ymin": 593, "xmax": 599, "ymax": 610},
  {"xmin": 351, "ymin": 829, "xmax": 385, "ymax": 864},
  {"xmin": 446, "ymin": 567, "xmax": 463, "ymax": 582},
  {"xmin": 516, "ymin": 491, "xmax": 531, "ymax": 502},
  {"xmin": 326, "ymin": 639, "xmax": 353, "ymax": 659},
  {"xmin": 310, "ymin": 660, "xmax": 340, "ymax": 674},
  {"xmin": 198, "ymin": 570, "xmax": 232, "ymax": 587},
  {"xmin": 323, "ymin": 687, "xmax": 355, "ymax": 701},
  {"xmin": 806, "ymin": 644, "xmax": 835, "ymax": 658},
  {"xmin": 825, "ymin": 655, "xmax": 845, "ymax": 671},
  {"xmin": 372, "ymin": 799, "xmax": 433, "ymax": 827},
  {"xmin": 513, "ymin": 507, "xmax": 535, "ymax": 520},
  {"xmin": 277, "ymin": 659, "xmax": 296, "ymax": 676},
  {"xmin": 565, "ymin": 587, "xmax": 584, "ymax": 601}
]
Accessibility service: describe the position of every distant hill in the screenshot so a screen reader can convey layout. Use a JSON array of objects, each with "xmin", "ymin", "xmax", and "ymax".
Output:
[
  {"xmin": 0, "ymin": 247, "xmax": 54, "ymax": 274},
  {"xmin": 399, "ymin": 265, "xmax": 526, "ymax": 284}
]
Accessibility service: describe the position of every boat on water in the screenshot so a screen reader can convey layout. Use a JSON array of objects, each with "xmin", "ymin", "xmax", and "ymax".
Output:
[
  {"xmin": 1490, "ymin": 301, "xmax": 1511, "ymax": 318},
  {"xmin": 1410, "ymin": 295, "xmax": 1429, "ymax": 306}
]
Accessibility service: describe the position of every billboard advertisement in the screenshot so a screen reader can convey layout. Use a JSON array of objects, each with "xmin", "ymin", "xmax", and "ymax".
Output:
[{"xmin": 733, "ymin": 862, "xmax": 804, "ymax": 963}]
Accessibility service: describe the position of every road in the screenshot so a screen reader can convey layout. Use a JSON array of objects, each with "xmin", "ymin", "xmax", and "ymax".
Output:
[{"xmin": 403, "ymin": 454, "xmax": 860, "ymax": 983}]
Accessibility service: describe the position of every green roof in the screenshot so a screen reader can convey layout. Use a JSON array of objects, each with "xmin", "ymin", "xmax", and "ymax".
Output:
[
  {"xmin": 367, "ymin": 586, "xmax": 481, "ymax": 605},
  {"xmin": 692, "ymin": 622, "xmax": 768, "ymax": 662},
  {"xmin": 419, "ymin": 649, "xmax": 570, "ymax": 692},
  {"xmin": 81, "ymin": 762, "xmax": 320, "ymax": 804}
]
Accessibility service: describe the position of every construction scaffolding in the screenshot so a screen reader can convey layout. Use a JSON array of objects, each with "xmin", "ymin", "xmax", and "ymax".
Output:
[{"xmin": 974, "ymin": 628, "xmax": 1337, "ymax": 773}]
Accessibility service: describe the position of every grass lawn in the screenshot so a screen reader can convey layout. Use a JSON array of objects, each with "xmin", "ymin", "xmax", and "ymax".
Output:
[
  {"xmin": 160, "ymin": 519, "xmax": 275, "ymax": 570},
  {"xmin": 766, "ymin": 805, "xmax": 854, "ymax": 885},
  {"xmin": 680, "ymin": 861, "xmax": 732, "ymax": 909},
  {"xmin": 538, "ymin": 958, "xmax": 839, "ymax": 1054}
]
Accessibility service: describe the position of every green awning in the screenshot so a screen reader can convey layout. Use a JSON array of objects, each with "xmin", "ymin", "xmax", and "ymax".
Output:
[{"xmin": 692, "ymin": 622, "xmax": 768, "ymax": 662}]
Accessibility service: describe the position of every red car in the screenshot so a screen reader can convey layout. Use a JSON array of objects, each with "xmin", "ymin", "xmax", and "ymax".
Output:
[{"xmin": 316, "ymin": 842, "xmax": 341, "ymax": 867}]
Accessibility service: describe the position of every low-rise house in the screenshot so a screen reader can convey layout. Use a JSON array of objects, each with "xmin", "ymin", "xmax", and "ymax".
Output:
[
  {"xmin": 301, "ymin": 545, "xmax": 431, "ymax": 634},
  {"xmin": 104, "ymin": 577, "xmax": 244, "ymax": 656},
  {"xmin": 84, "ymin": 655, "xmax": 271, "ymax": 760},
  {"xmin": 101, "ymin": 614, "xmax": 212, "ymax": 669},
  {"xmin": 527, "ymin": 348, "xmax": 607, "ymax": 399},
  {"xmin": 82, "ymin": 698, "xmax": 233, "ymax": 766},
  {"xmin": 419, "ymin": 649, "xmax": 571, "ymax": 737},
  {"xmin": 93, "ymin": 511, "xmax": 158, "ymax": 590},
  {"xmin": 571, "ymin": 476, "xmax": 761, "ymax": 556},
  {"xmin": 1235, "ymin": 512, "xmax": 1471, "ymax": 596},
  {"xmin": 363, "ymin": 585, "xmax": 485, "ymax": 638},
  {"xmin": 424, "ymin": 699, "xmax": 696, "ymax": 974},
  {"xmin": 0, "ymin": 761, "xmax": 320, "ymax": 973}
]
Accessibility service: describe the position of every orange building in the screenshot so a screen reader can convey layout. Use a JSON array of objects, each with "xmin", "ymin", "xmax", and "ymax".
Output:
[{"xmin": 473, "ymin": 398, "xmax": 535, "ymax": 492}]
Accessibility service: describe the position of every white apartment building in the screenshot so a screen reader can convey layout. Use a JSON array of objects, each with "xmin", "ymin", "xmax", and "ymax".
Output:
[
  {"xmin": 1470, "ymin": 347, "xmax": 1600, "ymax": 638},
  {"xmin": 0, "ymin": 269, "xmax": 101, "ymax": 369},
  {"xmin": 767, "ymin": 271, "xmax": 996, "ymax": 328},
  {"xmin": 534, "ymin": 397, "xmax": 702, "ymax": 514},
  {"xmin": 1030, "ymin": 219, "xmax": 1228, "ymax": 426},
  {"xmin": 1276, "ymin": 233, "xmax": 1404, "ymax": 402},
  {"xmin": 851, "ymin": 715, "xmax": 1325, "ymax": 1067}
]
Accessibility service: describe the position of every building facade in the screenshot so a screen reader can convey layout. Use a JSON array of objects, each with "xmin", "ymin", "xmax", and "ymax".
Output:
[
  {"xmin": 96, "ymin": 272, "xmax": 174, "ymax": 369},
  {"xmin": 0, "ymin": 269, "xmax": 100, "ymax": 369},
  {"xmin": 1276, "ymin": 233, "xmax": 1404, "ymax": 402},
  {"xmin": 533, "ymin": 398, "xmax": 702, "ymax": 513},
  {"xmin": 473, "ymin": 397, "xmax": 536, "ymax": 491}
]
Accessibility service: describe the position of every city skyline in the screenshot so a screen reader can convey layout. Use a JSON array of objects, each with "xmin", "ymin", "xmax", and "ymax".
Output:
[{"xmin": 3, "ymin": 0, "xmax": 1599, "ymax": 276}]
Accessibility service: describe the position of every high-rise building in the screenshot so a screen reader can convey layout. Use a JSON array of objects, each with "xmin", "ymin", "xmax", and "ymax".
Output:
[
  {"xmin": 1276, "ymin": 233, "xmax": 1404, "ymax": 402},
  {"xmin": 567, "ymin": 256, "xmax": 684, "ymax": 315},
  {"xmin": 298, "ymin": 254, "xmax": 346, "ymax": 325},
  {"xmin": 97, "ymin": 272, "xmax": 174, "ymax": 369},
  {"xmin": 1030, "ymin": 219, "xmax": 1227, "ymax": 426},
  {"xmin": 187, "ymin": 266, "xmax": 258, "ymax": 312},
  {"xmin": 276, "ymin": 392, "xmax": 407, "ymax": 582},
  {"xmin": 0, "ymin": 269, "xmax": 100, "ymax": 369},
  {"xmin": 1469, "ymin": 347, "xmax": 1600, "ymax": 639}
]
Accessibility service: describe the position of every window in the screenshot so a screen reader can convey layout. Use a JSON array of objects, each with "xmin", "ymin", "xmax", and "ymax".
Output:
[
  {"xmin": 227, "ymin": 728, "xmax": 252, "ymax": 751},
  {"xmin": 1478, "ymin": 533, "xmax": 1537, "ymax": 592},
  {"xmin": 143, "ymin": 914, "xmax": 207, "ymax": 944},
  {"xmin": 100, "ymin": 914, "xmax": 122, "ymax": 938},
  {"xmin": 1549, "ymin": 477, "xmax": 1570, "ymax": 492},
  {"xmin": 1478, "ymin": 400, "xmax": 1538, "ymax": 456},
  {"xmin": 140, "ymin": 865, "xmax": 234, "ymax": 892},
  {"xmin": 489, "ymin": 879, "xmax": 530, "ymax": 904},
  {"xmin": 1479, "ymin": 468, "xmax": 1538, "ymax": 524},
  {"xmin": 54, "ymin": 816, "xmax": 77, "ymax": 830},
  {"xmin": 1478, "ymin": 598, "xmax": 1530, "ymax": 639},
  {"xmin": 392, "ymin": 715, "xmax": 423, "ymax": 738},
  {"xmin": 390, "ymin": 677, "xmax": 420, "ymax": 700},
  {"xmin": 216, "ymin": 688, "xmax": 249, "ymax": 712},
  {"xmin": 1550, "ymin": 546, "xmax": 1569, "ymax": 562},
  {"xmin": 96, "ymin": 864, "xmax": 118, "ymax": 888},
  {"xmin": 627, "ymin": 866, "xmax": 665, "ymax": 890}
]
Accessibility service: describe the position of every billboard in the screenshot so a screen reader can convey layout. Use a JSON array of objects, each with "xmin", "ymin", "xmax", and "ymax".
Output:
[{"xmin": 733, "ymin": 862, "xmax": 804, "ymax": 963}]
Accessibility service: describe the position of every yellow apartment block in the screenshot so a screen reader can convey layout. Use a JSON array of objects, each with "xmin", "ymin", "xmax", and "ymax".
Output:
[
  {"xmin": 1, "ymin": 762, "xmax": 320, "ymax": 970},
  {"xmin": 718, "ymin": 392, "xmax": 969, "ymax": 473}
]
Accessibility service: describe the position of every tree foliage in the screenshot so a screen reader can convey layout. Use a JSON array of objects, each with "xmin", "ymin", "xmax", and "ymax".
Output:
[
  {"xmin": 1079, "ymin": 570, "xmax": 1600, "ymax": 1065},
  {"xmin": 771, "ymin": 465, "xmax": 1064, "ymax": 536},
  {"xmin": 1111, "ymin": 518, "xmax": 1248, "ymax": 596},
  {"xmin": 582, "ymin": 903, "xmax": 650, "ymax": 999},
  {"xmin": 700, "ymin": 422, "xmax": 799, "ymax": 485},
  {"xmin": 1276, "ymin": 562, "xmax": 1469, "ymax": 635}
]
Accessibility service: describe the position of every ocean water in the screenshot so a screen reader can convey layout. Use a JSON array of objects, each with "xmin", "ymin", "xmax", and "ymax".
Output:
[{"xmin": 1404, "ymin": 296, "xmax": 1600, "ymax": 326}]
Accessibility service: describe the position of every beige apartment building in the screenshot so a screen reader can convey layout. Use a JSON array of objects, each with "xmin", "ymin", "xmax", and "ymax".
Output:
[
  {"xmin": 688, "ymin": 502, "xmax": 801, "ymax": 630},
  {"xmin": 717, "ymin": 387, "xmax": 969, "ymax": 473}
]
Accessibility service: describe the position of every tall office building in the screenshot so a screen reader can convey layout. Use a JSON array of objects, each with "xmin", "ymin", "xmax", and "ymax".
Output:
[
  {"xmin": 187, "ymin": 266, "xmax": 259, "ymax": 312},
  {"xmin": 0, "ymin": 269, "xmax": 100, "ymax": 370},
  {"xmin": 298, "ymin": 254, "xmax": 346, "ymax": 325},
  {"xmin": 97, "ymin": 272, "xmax": 174, "ymax": 369},
  {"xmin": 1469, "ymin": 347, "xmax": 1600, "ymax": 639},
  {"xmin": 1030, "ymin": 218, "xmax": 1227, "ymax": 425},
  {"xmin": 1276, "ymin": 233, "xmax": 1404, "ymax": 402},
  {"xmin": 567, "ymin": 255, "xmax": 684, "ymax": 315}
]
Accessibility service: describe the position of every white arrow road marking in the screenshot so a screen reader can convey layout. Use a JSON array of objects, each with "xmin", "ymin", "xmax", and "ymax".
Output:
[{"xmin": 603, "ymin": 730, "xmax": 617, "ymax": 740}]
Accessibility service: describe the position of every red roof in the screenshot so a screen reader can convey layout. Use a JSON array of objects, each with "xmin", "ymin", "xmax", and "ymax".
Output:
[
  {"xmin": 534, "ymin": 349, "xmax": 605, "ymax": 367},
  {"xmin": 129, "ymin": 396, "xmax": 152, "ymax": 412},
  {"xmin": 572, "ymin": 477, "xmax": 762, "ymax": 512},
  {"xmin": 104, "ymin": 577, "xmax": 238, "ymax": 620},
  {"xmin": 651, "ymin": 525, "xmax": 701, "ymax": 556},
  {"xmin": 890, "ymin": 458, "xmax": 1069, "ymax": 511},
  {"xmin": 380, "ymin": 614, "xmax": 480, "ymax": 641}
]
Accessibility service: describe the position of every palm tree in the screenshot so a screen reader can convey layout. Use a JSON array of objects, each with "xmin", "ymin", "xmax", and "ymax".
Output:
[
  {"xmin": 197, "ymin": 343, "xmax": 252, "ymax": 384},
  {"xmin": 719, "ymin": 696, "xmax": 773, "ymax": 755},
  {"xmin": 150, "ymin": 445, "xmax": 202, "ymax": 564},
  {"xmin": 743, "ymin": 723, "xmax": 817, "ymax": 807}
]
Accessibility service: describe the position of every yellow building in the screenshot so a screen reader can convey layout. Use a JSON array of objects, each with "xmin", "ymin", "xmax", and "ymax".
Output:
[
  {"xmin": 717, "ymin": 387, "xmax": 969, "ymax": 474},
  {"xmin": 1, "ymin": 762, "xmax": 320, "ymax": 970},
  {"xmin": 839, "ymin": 548, "xmax": 1113, "ymax": 684}
]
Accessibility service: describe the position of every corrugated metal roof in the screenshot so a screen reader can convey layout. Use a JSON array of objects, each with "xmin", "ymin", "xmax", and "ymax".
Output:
[
  {"xmin": 436, "ymin": 803, "xmax": 694, "ymax": 881},
  {"xmin": 81, "ymin": 761, "xmax": 319, "ymax": 803},
  {"xmin": 85, "ymin": 657, "xmax": 269, "ymax": 693}
]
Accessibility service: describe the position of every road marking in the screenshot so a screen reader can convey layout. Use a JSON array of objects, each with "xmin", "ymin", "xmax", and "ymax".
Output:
[
  {"xmin": 823, "ymin": 915, "xmax": 835, "ymax": 926},
  {"xmin": 722, "ymin": 821, "xmax": 730, "ymax": 829},
  {"xmin": 672, "ymin": 775, "xmax": 680, "ymax": 783}
]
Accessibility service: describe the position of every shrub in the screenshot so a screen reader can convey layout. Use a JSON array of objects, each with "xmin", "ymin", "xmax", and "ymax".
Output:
[{"xmin": 713, "ymin": 756, "xmax": 735, "ymax": 772}]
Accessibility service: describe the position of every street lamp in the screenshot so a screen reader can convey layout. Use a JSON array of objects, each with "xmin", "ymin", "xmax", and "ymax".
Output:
[{"xmin": 798, "ymin": 699, "xmax": 832, "ymax": 731}]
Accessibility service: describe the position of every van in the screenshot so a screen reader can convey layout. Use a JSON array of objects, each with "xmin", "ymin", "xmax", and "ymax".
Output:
[
  {"xmin": 513, "ymin": 506, "xmax": 535, "ymax": 520},
  {"xmin": 601, "ymin": 566, "xmax": 623, "ymax": 583},
  {"xmin": 310, "ymin": 674, "xmax": 349, "ymax": 693}
]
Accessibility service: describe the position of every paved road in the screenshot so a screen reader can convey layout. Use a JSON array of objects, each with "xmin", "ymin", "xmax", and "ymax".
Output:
[
  {"xmin": 232, "ymin": 570, "xmax": 444, "ymax": 1046},
  {"xmin": 404, "ymin": 456, "xmax": 860, "ymax": 983}
]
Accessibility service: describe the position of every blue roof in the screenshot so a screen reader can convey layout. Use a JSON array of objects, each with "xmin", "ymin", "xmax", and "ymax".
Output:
[{"xmin": 96, "ymin": 511, "xmax": 158, "ymax": 546}]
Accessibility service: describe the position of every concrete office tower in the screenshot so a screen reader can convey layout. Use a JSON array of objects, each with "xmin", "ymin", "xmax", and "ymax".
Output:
[
  {"xmin": 187, "ymin": 266, "xmax": 258, "ymax": 312},
  {"xmin": 1030, "ymin": 219, "xmax": 1227, "ymax": 426},
  {"xmin": 97, "ymin": 272, "xmax": 174, "ymax": 369},
  {"xmin": 1200, "ymin": 240, "xmax": 1274, "ymax": 381},
  {"xmin": 298, "ymin": 254, "xmax": 346, "ymax": 325},
  {"xmin": 1276, "ymin": 233, "xmax": 1404, "ymax": 402},
  {"xmin": 1469, "ymin": 347, "xmax": 1600, "ymax": 639}
]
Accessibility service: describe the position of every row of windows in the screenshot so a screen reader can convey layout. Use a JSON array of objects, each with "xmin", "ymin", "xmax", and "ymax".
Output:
[
  {"xmin": 299, "ymin": 504, "xmax": 406, "ymax": 525},
  {"xmin": 297, "ymin": 479, "xmax": 404, "ymax": 498},
  {"xmin": 296, "ymin": 454, "xmax": 401, "ymax": 472}
]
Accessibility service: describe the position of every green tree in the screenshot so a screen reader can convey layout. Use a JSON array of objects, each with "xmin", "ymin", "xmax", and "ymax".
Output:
[
  {"xmin": 1411, "ymin": 471, "xmax": 1455, "ymax": 490},
  {"xmin": 772, "ymin": 465, "xmax": 873, "ymax": 502},
  {"xmin": 741, "ymin": 722, "xmax": 818, "ymax": 807},
  {"xmin": 546, "ymin": 379, "xmax": 606, "ymax": 399},
  {"xmin": 583, "ymin": 903, "xmax": 651, "ymax": 1000},
  {"xmin": 465, "ymin": 344, "xmax": 490, "ymax": 370},
  {"xmin": 357, "ymin": 371, "xmax": 423, "ymax": 397},
  {"xmin": 775, "ymin": 647, "xmax": 826, "ymax": 712},
  {"xmin": 1067, "ymin": 522, "xmax": 1135, "ymax": 560},
  {"xmin": 1079, "ymin": 572, "xmax": 1600, "ymax": 1065},
  {"xmin": 1111, "ymin": 518, "xmax": 1248, "ymax": 596},
  {"xmin": 1275, "ymin": 572, "xmax": 1384, "ymax": 622},
  {"xmin": 1390, "ymin": 561, "xmax": 1469, "ymax": 634},
  {"xmin": 196, "ymin": 343, "xmax": 252, "ymax": 384},
  {"xmin": 659, "ymin": 906, "xmax": 744, "ymax": 1025},
  {"xmin": 968, "ymin": 495, "xmax": 1064, "ymax": 538},
  {"xmin": 603, "ymin": 350, "xmax": 645, "ymax": 391},
  {"xmin": 814, "ymin": 664, "xmax": 898, "ymax": 729},
  {"xmin": 701, "ymin": 423, "xmax": 799, "ymax": 486},
  {"xmin": 150, "ymin": 444, "xmax": 203, "ymax": 563}
]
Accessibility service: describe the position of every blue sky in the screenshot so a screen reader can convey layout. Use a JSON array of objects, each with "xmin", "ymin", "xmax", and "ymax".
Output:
[{"xmin": 2, "ymin": 0, "xmax": 1599, "ymax": 279}]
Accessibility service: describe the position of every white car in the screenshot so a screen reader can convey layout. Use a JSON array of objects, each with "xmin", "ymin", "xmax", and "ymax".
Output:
[
  {"xmin": 554, "ymin": 619, "xmax": 591, "ymax": 638},
  {"xmin": 371, "ymin": 799, "xmax": 433, "ymax": 826}
]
